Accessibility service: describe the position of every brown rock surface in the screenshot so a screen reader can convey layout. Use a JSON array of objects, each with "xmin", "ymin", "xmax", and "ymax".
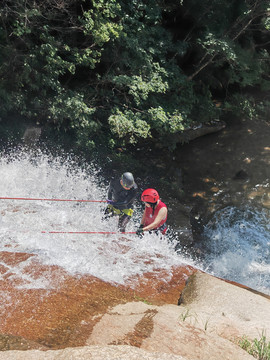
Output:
[
  {"xmin": 1, "ymin": 250, "xmax": 269, "ymax": 359},
  {"xmin": 0, "ymin": 250, "xmax": 194, "ymax": 349},
  {"xmin": 178, "ymin": 271, "xmax": 270, "ymax": 341},
  {"xmin": 86, "ymin": 300, "xmax": 255, "ymax": 360},
  {"xmin": 0, "ymin": 345, "xmax": 186, "ymax": 360}
]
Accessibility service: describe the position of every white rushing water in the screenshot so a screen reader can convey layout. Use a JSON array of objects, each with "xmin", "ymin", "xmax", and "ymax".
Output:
[
  {"xmin": 1, "ymin": 148, "xmax": 269, "ymax": 296},
  {"xmin": 0, "ymin": 148, "xmax": 193, "ymax": 290},
  {"xmin": 202, "ymin": 206, "xmax": 270, "ymax": 295}
]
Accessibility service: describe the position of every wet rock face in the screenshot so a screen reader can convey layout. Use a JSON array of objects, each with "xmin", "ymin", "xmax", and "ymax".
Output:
[
  {"xmin": 233, "ymin": 169, "xmax": 249, "ymax": 181},
  {"xmin": 189, "ymin": 196, "xmax": 213, "ymax": 246},
  {"xmin": 177, "ymin": 273, "xmax": 198, "ymax": 306},
  {"xmin": 22, "ymin": 127, "xmax": 42, "ymax": 146},
  {"xmin": 170, "ymin": 120, "xmax": 226, "ymax": 145},
  {"xmin": 0, "ymin": 334, "xmax": 46, "ymax": 351},
  {"xmin": 0, "ymin": 250, "xmax": 195, "ymax": 349},
  {"xmin": 189, "ymin": 203, "xmax": 206, "ymax": 241},
  {"xmin": 0, "ymin": 250, "xmax": 269, "ymax": 360},
  {"xmin": 85, "ymin": 281, "xmax": 261, "ymax": 360}
]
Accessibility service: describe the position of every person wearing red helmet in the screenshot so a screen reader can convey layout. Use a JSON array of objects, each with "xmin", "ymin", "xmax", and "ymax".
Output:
[{"xmin": 136, "ymin": 188, "xmax": 168, "ymax": 236}]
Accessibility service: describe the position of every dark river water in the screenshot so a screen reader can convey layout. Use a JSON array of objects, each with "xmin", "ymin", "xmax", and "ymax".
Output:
[{"xmin": 170, "ymin": 117, "xmax": 270, "ymax": 294}]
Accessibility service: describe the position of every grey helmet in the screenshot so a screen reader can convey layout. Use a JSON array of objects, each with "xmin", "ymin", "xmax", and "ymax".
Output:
[{"xmin": 121, "ymin": 172, "xmax": 135, "ymax": 188}]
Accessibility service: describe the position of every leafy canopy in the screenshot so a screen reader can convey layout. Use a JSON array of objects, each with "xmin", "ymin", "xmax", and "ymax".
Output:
[{"xmin": 0, "ymin": 0, "xmax": 269, "ymax": 150}]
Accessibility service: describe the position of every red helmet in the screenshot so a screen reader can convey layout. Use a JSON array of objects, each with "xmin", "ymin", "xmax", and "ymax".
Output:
[{"xmin": 141, "ymin": 188, "xmax": 159, "ymax": 203}]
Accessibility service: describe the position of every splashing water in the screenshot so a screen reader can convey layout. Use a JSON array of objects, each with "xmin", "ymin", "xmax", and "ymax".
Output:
[
  {"xmin": 202, "ymin": 206, "xmax": 270, "ymax": 295},
  {"xmin": 0, "ymin": 148, "xmax": 192, "ymax": 290},
  {"xmin": 1, "ymin": 148, "xmax": 269, "ymax": 296}
]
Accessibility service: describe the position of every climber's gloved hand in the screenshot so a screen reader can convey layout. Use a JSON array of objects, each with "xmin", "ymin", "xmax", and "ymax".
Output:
[{"xmin": 136, "ymin": 226, "xmax": 144, "ymax": 238}]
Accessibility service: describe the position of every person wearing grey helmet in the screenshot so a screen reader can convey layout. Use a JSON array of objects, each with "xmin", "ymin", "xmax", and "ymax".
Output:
[{"xmin": 105, "ymin": 172, "xmax": 138, "ymax": 232}]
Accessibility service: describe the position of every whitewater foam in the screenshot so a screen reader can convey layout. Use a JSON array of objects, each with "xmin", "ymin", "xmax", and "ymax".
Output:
[
  {"xmin": 1, "ymin": 148, "xmax": 269, "ymax": 296},
  {"xmin": 202, "ymin": 205, "xmax": 270, "ymax": 295},
  {"xmin": 0, "ymin": 148, "xmax": 191, "ymax": 289}
]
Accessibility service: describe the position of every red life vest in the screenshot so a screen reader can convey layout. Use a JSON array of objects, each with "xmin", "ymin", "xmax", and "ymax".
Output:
[{"xmin": 144, "ymin": 200, "xmax": 167, "ymax": 231}]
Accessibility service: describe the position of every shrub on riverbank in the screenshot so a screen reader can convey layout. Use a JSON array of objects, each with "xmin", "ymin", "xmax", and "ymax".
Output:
[{"xmin": 239, "ymin": 333, "xmax": 270, "ymax": 360}]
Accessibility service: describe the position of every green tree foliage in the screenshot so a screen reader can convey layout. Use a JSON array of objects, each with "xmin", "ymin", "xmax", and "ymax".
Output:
[
  {"xmin": 0, "ymin": 0, "xmax": 123, "ymax": 149},
  {"xmin": 0, "ymin": 0, "xmax": 269, "ymax": 150}
]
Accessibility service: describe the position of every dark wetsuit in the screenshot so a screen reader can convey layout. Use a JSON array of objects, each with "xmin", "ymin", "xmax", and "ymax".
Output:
[{"xmin": 106, "ymin": 178, "xmax": 138, "ymax": 231}]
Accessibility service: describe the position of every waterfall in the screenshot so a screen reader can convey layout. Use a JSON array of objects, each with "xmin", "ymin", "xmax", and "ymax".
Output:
[
  {"xmin": 202, "ymin": 206, "xmax": 270, "ymax": 295},
  {"xmin": 0, "ymin": 148, "xmax": 191, "ymax": 289},
  {"xmin": 1, "ymin": 147, "xmax": 269, "ymax": 295}
]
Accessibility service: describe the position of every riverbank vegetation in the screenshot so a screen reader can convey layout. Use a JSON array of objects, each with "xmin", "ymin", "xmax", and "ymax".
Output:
[
  {"xmin": 239, "ymin": 332, "xmax": 270, "ymax": 360},
  {"xmin": 0, "ymin": 0, "xmax": 269, "ymax": 152}
]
